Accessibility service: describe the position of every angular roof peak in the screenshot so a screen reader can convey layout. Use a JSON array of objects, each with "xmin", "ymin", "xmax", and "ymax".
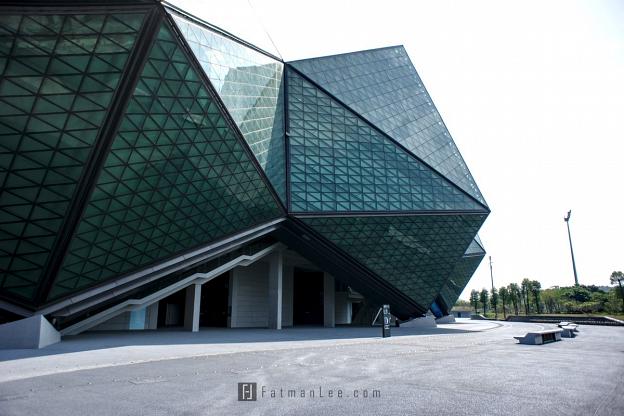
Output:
[{"xmin": 290, "ymin": 47, "xmax": 488, "ymax": 207}]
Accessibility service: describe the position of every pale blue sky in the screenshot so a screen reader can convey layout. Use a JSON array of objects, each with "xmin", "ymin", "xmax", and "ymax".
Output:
[{"xmin": 172, "ymin": 0, "xmax": 624, "ymax": 298}]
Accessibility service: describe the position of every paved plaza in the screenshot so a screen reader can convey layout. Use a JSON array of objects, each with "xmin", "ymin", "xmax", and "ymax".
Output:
[{"xmin": 0, "ymin": 320, "xmax": 622, "ymax": 415}]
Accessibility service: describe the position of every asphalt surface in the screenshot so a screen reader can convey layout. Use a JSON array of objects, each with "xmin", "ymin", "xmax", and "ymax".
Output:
[{"xmin": 0, "ymin": 320, "xmax": 622, "ymax": 415}]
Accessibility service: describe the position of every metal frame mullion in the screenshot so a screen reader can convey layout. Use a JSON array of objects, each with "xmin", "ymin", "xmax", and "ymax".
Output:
[
  {"xmin": 285, "ymin": 65, "xmax": 490, "ymax": 214},
  {"xmin": 283, "ymin": 66, "xmax": 291, "ymax": 212},
  {"xmin": 34, "ymin": 6, "xmax": 164, "ymax": 306},
  {"xmin": 163, "ymin": 11, "xmax": 287, "ymax": 216}
]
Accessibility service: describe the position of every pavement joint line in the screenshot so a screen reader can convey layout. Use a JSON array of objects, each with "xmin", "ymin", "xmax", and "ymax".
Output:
[{"xmin": 0, "ymin": 321, "xmax": 549, "ymax": 383}]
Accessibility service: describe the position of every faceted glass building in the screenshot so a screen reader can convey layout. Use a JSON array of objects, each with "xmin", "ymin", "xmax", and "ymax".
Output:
[{"xmin": 0, "ymin": 1, "xmax": 488, "ymax": 335}]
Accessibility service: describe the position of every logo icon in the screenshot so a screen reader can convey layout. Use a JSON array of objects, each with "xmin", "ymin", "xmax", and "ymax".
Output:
[{"xmin": 238, "ymin": 382, "xmax": 257, "ymax": 401}]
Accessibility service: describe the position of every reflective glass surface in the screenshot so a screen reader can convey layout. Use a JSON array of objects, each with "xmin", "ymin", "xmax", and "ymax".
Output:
[
  {"xmin": 465, "ymin": 237, "xmax": 486, "ymax": 256},
  {"xmin": 287, "ymin": 69, "xmax": 485, "ymax": 213},
  {"xmin": 171, "ymin": 14, "xmax": 286, "ymax": 203},
  {"xmin": 301, "ymin": 214, "xmax": 486, "ymax": 309},
  {"xmin": 290, "ymin": 47, "xmax": 486, "ymax": 206},
  {"xmin": 0, "ymin": 12, "xmax": 144, "ymax": 301},
  {"xmin": 474, "ymin": 234, "xmax": 484, "ymax": 250},
  {"xmin": 58, "ymin": 236, "xmax": 276, "ymax": 329},
  {"xmin": 49, "ymin": 23, "xmax": 281, "ymax": 300},
  {"xmin": 438, "ymin": 253, "xmax": 485, "ymax": 312},
  {"xmin": 165, "ymin": 0, "xmax": 283, "ymax": 59}
]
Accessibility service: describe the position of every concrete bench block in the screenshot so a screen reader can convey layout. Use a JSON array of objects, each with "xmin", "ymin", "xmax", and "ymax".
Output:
[
  {"xmin": 0, "ymin": 315, "xmax": 60, "ymax": 349},
  {"xmin": 561, "ymin": 326, "xmax": 577, "ymax": 338},
  {"xmin": 514, "ymin": 329, "xmax": 562, "ymax": 345}
]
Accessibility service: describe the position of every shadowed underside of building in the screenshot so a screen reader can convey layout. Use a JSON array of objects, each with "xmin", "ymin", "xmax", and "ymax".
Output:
[{"xmin": 0, "ymin": 0, "xmax": 489, "ymax": 339}]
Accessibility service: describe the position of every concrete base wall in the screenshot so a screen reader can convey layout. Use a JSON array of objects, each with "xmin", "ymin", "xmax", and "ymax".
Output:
[
  {"xmin": 91, "ymin": 312, "xmax": 132, "ymax": 331},
  {"xmin": 0, "ymin": 315, "xmax": 60, "ymax": 349},
  {"xmin": 230, "ymin": 262, "xmax": 269, "ymax": 328},
  {"xmin": 400, "ymin": 315, "xmax": 437, "ymax": 329},
  {"xmin": 91, "ymin": 302, "xmax": 160, "ymax": 331},
  {"xmin": 436, "ymin": 315, "xmax": 456, "ymax": 324},
  {"xmin": 145, "ymin": 302, "xmax": 159, "ymax": 329},
  {"xmin": 230, "ymin": 259, "xmax": 295, "ymax": 329}
]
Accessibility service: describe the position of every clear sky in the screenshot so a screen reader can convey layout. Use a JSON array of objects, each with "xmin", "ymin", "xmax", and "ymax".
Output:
[{"xmin": 172, "ymin": 0, "xmax": 624, "ymax": 299}]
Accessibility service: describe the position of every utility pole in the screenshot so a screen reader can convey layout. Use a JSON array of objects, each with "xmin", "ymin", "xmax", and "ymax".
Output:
[
  {"xmin": 489, "ymin": 256, "xmax": 497, "ymax": 319},
  {"xmin": 563, "ymin": 210, "xmax": 579, "ymax": 286}
]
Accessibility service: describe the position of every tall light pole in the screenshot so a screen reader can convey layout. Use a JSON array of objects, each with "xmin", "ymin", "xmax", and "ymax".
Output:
[
  {"xmin": 489, "ymin": 256, "xmax": 494, "ymax": 292},
  {"xmin": 564, "ymin": 210, "xmax": 579, "ymax": 286}
]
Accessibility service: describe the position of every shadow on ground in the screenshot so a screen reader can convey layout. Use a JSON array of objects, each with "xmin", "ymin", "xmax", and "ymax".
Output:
[{"xmin": 0, "ymin": 324, "xmax": 477, "ymax": 362}]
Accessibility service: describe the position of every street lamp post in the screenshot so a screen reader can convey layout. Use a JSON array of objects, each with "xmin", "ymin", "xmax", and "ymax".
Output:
[{"xmin": 564, "ymin": 210, "xmax": 579, "ymax": 286}]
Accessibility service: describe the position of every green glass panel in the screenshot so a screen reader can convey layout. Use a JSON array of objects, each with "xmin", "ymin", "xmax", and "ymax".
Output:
[
  {"xmin": 0, "ymin": 12, "xmax": 144, "ymax": 303},
  {"xmin": 287, "ymin": 68, "xmax": 485, "ymax": 213},
  {"xmin": 438, "ymin": 253, "xmax": 485, "ymax": 312},
  {"xmin": 57, "ymin": 236, "xmax": 276, "ymax": 330},
  {"xmin": 170, "ymin": 13, "xmax": 286, "ymax": 204},
  {"xmin": 290, "ymin": 47, "xmax": 487, "ymax": 206},
  {"xmin": 301, "ymin": 214, "xmax": 486, "ymax": 309},
  {"xmin": 49, "ymin": 23, "xmax": 281, "ymax": 301},
  {"xmin": 465, "ymin": 236, "xmax": 485, "ymax": 256}
]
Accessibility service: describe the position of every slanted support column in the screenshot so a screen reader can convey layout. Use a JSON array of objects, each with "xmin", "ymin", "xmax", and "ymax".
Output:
[
  {"xmin": 268, "ymin": 251, "xmax": 283, "ymax": 329},
  {"xmin": 184, "ymin": 283, "xmax": 201, "ymax": 332},
  {"xmin": 324, "ymin": 273, "xmax": 335, "ymax": 328}
]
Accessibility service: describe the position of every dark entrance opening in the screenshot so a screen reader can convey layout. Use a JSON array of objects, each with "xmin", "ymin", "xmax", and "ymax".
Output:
[
  {"xmin": 157, "ymin": 288, "xmax": 186, "ymax": 328},
  {"xmin": 199, "ymin": 272, "xmax": 230, "ymax": 327},
  {"xmin": 293, "ymin": 268, "xmax": 324, "ymax": 325}
]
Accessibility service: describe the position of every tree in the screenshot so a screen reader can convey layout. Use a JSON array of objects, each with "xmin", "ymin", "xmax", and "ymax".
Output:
[
  {"xmin": 508, "ymin": 283, "xmax": 520, "ymax": 315},
  {"xmin": 499, "ymin": 286, "xmax": 509, "ymax": 319},
  {"xmin": 531, "ymin": 280, "xmax": 542, "ymax": 314},
  {"xmin": 562, "ymin": 285, "xmax": 591, "ymax": 303},
  {"xmin": 541, "ymin": 289, "xmax": 559, "ymax": 313},
  {"xmin": 583, "ymin": 284, "xmax": 601, "ymax": 293},
  {"xmin": 490, "ymin": 287, "xmax": 499, "ymax": 319},
  {"xmin": 521, "ymin": 278, "xmax": 532, "ymax": 314},
  {"xmin": 470, "ymin": 289, "xmax": 479, "ymax": 314},
  {"xmin": 590, "ymin": 291, "xmax": 609, "ymax": 312},
  {"xmin": 610, "ymin": 271, "xmax": 624, "ymax": 311},
  {"xmin": 607, "ymin": 288, "xmax": 623, "ymax": 313},
  {"xmin": 479, "ymin": 289, "xmax": 489, "ymax": 315}
]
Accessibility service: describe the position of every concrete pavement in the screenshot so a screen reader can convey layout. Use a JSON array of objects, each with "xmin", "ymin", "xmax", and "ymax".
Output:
[{"xmin": 0, "ymin": 320, "xmax": 622, "ymax": 415}]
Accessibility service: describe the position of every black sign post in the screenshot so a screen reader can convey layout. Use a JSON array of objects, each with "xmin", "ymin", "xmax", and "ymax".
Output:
[{"xmin": 382, "ymin": 304, "xmax": 391, "ymax": 338}]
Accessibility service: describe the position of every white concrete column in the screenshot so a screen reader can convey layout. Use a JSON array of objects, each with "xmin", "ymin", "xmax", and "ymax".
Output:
[
  {"xmin": 323, "ymin": 273, "xmax": 335, "ymax": 328},
  {"xmin": 145, "ymin": 302, "xmax": 159, "ymax": 329},
  {"xmin": 282, "ymin": 265, "xmax": 294, "ymax": 327},
  {"xmin": 335, "ymin": 292, "xmax": 352, "ymax": 324},
  {"xmin": 268, "ymin": 251, "xmax": 283, "ymax": 329},
  {"xmin": 184, "ymin": 283, "xmax": 201, "ymax": 332}
]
